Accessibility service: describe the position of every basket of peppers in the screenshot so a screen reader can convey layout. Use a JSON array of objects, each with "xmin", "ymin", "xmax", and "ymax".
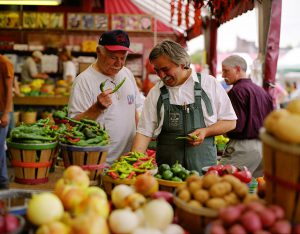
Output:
[
  {"xmin": 101, "ymin": 151, "xmax": 157, "ymax": 195},
  {"xmin": 6, "ymin": 118, "xmax": 59, "ymax": 184},
  {"xmin": 58, "ymin": 118, "xmax": 110, "ymax": 182}
]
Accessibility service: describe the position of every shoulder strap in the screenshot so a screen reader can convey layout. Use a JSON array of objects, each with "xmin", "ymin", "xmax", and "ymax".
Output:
[
  {"xmin": 195, "ymin": 73, "xmax": 214, "ymax": 116},
  {"xmin": 157, "ymin": 85, "xmax": 169, "ymax": 124}
]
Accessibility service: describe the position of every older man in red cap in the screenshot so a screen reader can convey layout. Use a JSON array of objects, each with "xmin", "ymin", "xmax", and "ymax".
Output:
[{"xmin": 68, "ymin": 30, "xmax": 143, "ymax": 166}]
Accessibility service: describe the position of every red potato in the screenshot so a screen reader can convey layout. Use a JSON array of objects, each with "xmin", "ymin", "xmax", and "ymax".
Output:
[
  {"xmin": 210, "ymin": 224, "xmax": 226, "ymax": 234},
  {"xmin": 228, "ymin": 224, "xmax": 247, "ymax": 234},
  {"xmin": 293, "ymin": 224, "xmax": 300, "ymax": 234},
  {"xmin": 240, "ymin": 211, "xmax": 263, "ymax": 233},
  {"xmin": 219, "ymin": 206, "xmax": 241, "ymax": 225},
  {"xmin": 246, "ymin": 201, "xmax": 266, "ymax": 213},
  {"xmin": 268, "ymin": 205, "xmax": 285, "ymax": 220},
  {"xmin": 258, "ymin": 208, "xmax": 276, "ymax": 228},
  {"xmin": 253, "ymin": 230, "xmax": 271, "ymax": 234},
  {"xmin": 270, "ymin": 220, "xmax": 292, "ymax": 234},
  {"xmin": 151, "ymin": 191, "xmax": 173, "ymax": 204}
]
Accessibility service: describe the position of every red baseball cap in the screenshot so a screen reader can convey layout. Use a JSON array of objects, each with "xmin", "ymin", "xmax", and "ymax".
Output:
[{"xmin": 98, "ymin": 30, "xmax": 133, "ymax": 52}]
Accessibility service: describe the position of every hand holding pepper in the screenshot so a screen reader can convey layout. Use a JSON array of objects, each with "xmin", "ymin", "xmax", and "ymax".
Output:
[
  {"xmin": 96, "ymin": 89, "xmax": 113, "ymax": 110},
  {"xmin": 188, "ymin": 128, "xmax": 206, "ymax": 146}
]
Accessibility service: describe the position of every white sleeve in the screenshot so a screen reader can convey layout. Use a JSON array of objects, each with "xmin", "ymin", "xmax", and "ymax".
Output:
[{"xmin": 137, "ymin": 84, "xmax": 164, "ymax": 138}]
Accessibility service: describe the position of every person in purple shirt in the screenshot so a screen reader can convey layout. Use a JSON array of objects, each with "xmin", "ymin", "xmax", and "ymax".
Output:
[{"xmin": 220, "ymin": 55, "xmax": 274, "ymax": 177}]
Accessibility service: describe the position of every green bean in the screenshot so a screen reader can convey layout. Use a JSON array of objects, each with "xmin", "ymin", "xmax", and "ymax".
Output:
[
  {"xmin": 112, "ymin": 78, "xmax": 126, "ymax": 93},
  {"xmin": 100, "ymin": 79, "xmax": 108, "ymax": 92}
]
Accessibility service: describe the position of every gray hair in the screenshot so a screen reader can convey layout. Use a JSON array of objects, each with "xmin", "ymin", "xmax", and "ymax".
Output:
[
  {"xmin": 149, "ymin": 40, "xmax": 191, "ymax": 69},
  {"xmin": 222, "ymin": 55, "xmax": 247, "ymax": 72}
]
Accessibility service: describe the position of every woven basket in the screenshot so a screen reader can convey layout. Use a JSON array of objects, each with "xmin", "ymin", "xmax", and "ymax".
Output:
[
  {"xmin": 7, "ymin": 140, "xmax": 57, "ymax": 184},
  {"xmin": 21, "ymin": 112, "xmax": 37, "ymax": 124},
  {"xmin": 156, "ymin": 178, "xmax": 186, "ymax": 193},
  {"xmin": 59, "ymin": 143, "xmax": 108, "ymax": 184},
  {"xmin": 173, "ymin": 195, "xmax": 218, "ymax": 234},
  {"xmin": 260, "ymin": 129, "xmax": 300, "ymax": 223},
  {"xmin": 100, "ymin": 175, "xmax": 135, "ymax": 196}
]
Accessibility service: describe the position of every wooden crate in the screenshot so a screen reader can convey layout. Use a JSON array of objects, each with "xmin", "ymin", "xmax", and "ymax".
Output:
[
  {"xmin": 260, "ymin": 129, "xmax": 300, "ymax": 223},
  {"xmin": 60, "ymin": 143, "xmax": 108, "ymax": 184},
  {"xmin": 7, "ymin": 141, "xmax": 57, "ymax": 185}
]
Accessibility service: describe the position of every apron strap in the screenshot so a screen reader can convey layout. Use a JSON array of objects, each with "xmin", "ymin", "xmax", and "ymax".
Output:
[{"xmin": 157, "ymin": 86, "xmax": 169, "ymax": 125}]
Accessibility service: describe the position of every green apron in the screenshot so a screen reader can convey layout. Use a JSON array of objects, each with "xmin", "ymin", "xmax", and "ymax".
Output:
[{"xmin": 156, "ymin": 73, "xmax": 217, "ymax": 175}]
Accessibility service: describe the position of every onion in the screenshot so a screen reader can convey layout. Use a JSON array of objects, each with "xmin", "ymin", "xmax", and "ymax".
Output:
[
  {"xmin": 163, "ymin": 224, "xmax": 185, "ymax": 234},
  {"xmin": 143, "ymin": 199, "xmax": 174, "ymax": 230},
  {"xmin": 111, "ymin": 184, "xmax": 134, "ymax": 208},
  {"xmin": 109, "ymin": 208, "xmax": 139, "ymax": 234},
  {"xmin": 132, "ymin": 227, "xmax": 162, "ymax": 234}
]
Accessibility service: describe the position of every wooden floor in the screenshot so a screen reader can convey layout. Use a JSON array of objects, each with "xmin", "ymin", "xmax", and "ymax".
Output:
[{"xmin": 8, "ymin": 166, "xmax": 64, "ymax": 191}]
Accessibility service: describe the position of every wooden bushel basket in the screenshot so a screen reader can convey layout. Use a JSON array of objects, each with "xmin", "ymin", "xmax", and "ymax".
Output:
[
  {"xmin": 7, "ymin": 140, "xmax": 57, "ymax": 185},
  {"xmin": 156, "ymin": 178, "xmax": 186, "ymax": 193},
  {"xmin": 260, "ymin": 129, "xmax": 300, "ymax": 223},
  {"xmin": 59, "ymin": 143, "xmax": 108, "ymax": 184},
  {"xmin": 173, "ymin": 195, "xmax": 218, "ymax": 234}
]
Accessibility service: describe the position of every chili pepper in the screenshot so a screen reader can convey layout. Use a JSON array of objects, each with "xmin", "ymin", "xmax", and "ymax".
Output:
[
  {"xmin": 11, "ymin": 132, "xmax": 56, "ymax": 141},
  {"xmin": 138, "ymin": 156, "xmax": 151, "ymax": 161},
  {"xmin": 127, "ymin": 171, "xmax": 135, "ymax": 179},
  {"xmin": 66, "ymin": 136, "xmax": 81, "ymax": 144},
  {"xmin": 80, "ymin": 118, "xmax": 99, "ymax": 126},
  {"xmin": 65, "ymin": 117, "xmax": 82, "ymax": 125},
  {"xmin": 112, "ymin": 78, "xmax": 126, "ymax": 93},
  {"xmin": 50, "ymin": 125, "xmax": 59, "ymax": 130},
  {"xmin": 108, "ymin": 171, "xmax": 119, "ymax": 179},
  {"xmin": 133, "ymin": 161, "xmax": 143, "ymax": 168},
  {"xmin": 100, "ymin": 79, "xmax": 108, "ymax": 92},
  {"xmin": 83, "ymin": 127, "xmax": 97, "ymax": 138}
]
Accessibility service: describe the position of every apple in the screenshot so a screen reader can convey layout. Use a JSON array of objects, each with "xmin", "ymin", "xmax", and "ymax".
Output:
[
  {"xmin": 74, "ymin": 194, "xmax": 110, "ymax": 218},
  {"xmin": 27, "ymin": 193, "xmax": 64, "ymax": 226},
  {"xmin": 71, "ymin": 214, "xmax": 109, "ymax": 234},
  {"xmin": 134, "ymin": 174, "xmax": 159, "ymax": 196},
  {"xmin": 36, "ymin": 221, "xmax": 71, "ymax": 234},
  {"xmin": 61, "ymin": 186, "xmax": 86, "ymax": 211},
  {"xmin": 63, "ymin": 165, "xmax": 90, "ymax": 188}
]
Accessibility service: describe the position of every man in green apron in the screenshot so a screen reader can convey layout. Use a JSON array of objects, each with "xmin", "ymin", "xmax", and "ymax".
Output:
[{"xmin": 131, "ymin": 40, "xmax": 237, "ymax": 174}]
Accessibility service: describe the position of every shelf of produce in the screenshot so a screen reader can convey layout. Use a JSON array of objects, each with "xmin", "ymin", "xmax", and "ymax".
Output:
[{"xmin": 13, "ymin": 96, "xmax": 69, "ymax": 106}]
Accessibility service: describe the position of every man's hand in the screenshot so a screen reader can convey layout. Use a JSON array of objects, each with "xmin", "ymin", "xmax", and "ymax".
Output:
[
  {"xmin": 0, "ymin": 114, "xmax": 9, "ymax": 128},
  {"xmin": 188, "ymin": 128, "xmax": 207, "ymax": 146},
  {"xmin": 97, "ymin": 88, "xmax": 113, "ymax": 110}
]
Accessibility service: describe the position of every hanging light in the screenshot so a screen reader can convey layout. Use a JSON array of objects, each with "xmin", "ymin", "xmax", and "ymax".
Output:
[{"xmin": 0, "ymin": 0, "xmax": 62, "ymax": 5}]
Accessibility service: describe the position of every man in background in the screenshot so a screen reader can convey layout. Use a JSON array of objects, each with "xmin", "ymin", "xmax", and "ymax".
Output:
[
  {"xmin": 21, "ymin": 50, "xmax": 48, "ymax": 83},
  {"xmin": 220, "ymin": 55, "xmax": 274, "ymax": 177},
  {"xmin": 0, "ymin": 54, "xmax": 14, "ymax": 189}
]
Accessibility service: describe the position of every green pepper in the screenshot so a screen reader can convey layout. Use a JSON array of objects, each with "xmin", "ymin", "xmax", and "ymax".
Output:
[
  {"xmin": 162, "ymin": 170, "xmax": 173, "ymax": 180},
  {"xmin": 53, "ymin": 110, "xmax": 67, "ymax": 119},
  {"xmin": 112, "ymin": 78, "xmax": 126, "ymax": 93},
  {"xmin": 158, "ymin": 164, "xmax": 170, "ymax": 174},
  {"xmin": 154, "ymin": 173, "xmax": 162, "ymax": 179},
  {"xmin": 171, "ymin": 176, "xmax": 183, "ymax": 182},
  {"xmin": 171, "ymin": 161, "xmax": 183, "ymax": 175},
  {"xmin": 178, "ymin": 170, "xmax": 189, "ymax": 181},
  {"xmin": 100, "ymin": 79, "xmax": 108, "ymax": 92},
  {"xmin": 83, "ymin": 128, "xmax": 97, "ymax": 139},
  {"xmin": 119, "ymin": 173, "xmax": 129, "ymax": 179}
]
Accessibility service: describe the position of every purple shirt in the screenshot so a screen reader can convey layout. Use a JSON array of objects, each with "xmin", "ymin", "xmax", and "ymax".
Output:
[{"xmin": 227, "ymin": 79, "xmax": 274, "ymax": 139}]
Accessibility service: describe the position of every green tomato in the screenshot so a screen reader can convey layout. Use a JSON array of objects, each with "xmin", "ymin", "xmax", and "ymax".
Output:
[{"xmin": 162, "ymin": 170, "xmax": 173, "ymax": 180}]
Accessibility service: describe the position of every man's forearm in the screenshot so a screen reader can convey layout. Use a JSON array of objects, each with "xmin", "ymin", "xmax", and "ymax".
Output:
[
  {"xmin": 131, "ymin": 133, "xmax": 152, "ymax": 154},
  {"xmin": 204, "ymin": 120, "xmax": 236, "ymax": 137}
]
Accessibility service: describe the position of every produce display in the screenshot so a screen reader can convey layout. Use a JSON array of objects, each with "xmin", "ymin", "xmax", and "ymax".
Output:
[
  {"xmin": 175, "ymin": 174, "xmax": 261, "ymax": 211},
  {"xmin": 205, "ymin": 164, "xmax": 252, "ymax": 183},
  {"xmin": 106, "ymin": 152, "xmax": 157, "ymax": 179},
  {"xmin": 210, "ymin": 201, "xmax": 299, "ymax": 234},
  {"xmin": 155, "ymin": 161, "xmax": 199, "ymax": 182},
  {"xmin": 8, "ymin": 118, "xmax": 57, "ymax": 143}
]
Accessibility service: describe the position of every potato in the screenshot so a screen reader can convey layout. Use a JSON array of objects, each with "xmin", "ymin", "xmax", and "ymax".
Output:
[
  {"xmin": 258, "ymin": 208, "xmax": 276, "ymax": 228},
  {"xmin": 224, "ymin": 192, "xmax": 240, "ymax": 206},
  {"xmin": 193, "ymin": 189, "xmax": 210, "ymax": 204},
  {"xmin": 243, "ymin": 194, "xmax": 260, "ymax": 204},
  {"xmin": 270, "ymin": 220, "xmax": 292, "ymax": 234},
  {"xmin": 232, "ymin": 182, "xmax": 248, "ymax": 199},
  {"xmin": 206, "ymin": 198, "xmax": 227, "ymax": 210},
  {"xmin": 219, "ymin": 206, "xmax": 241, "ymax": 225},
  {"xmin": 186, "ymin": 174, "xmax": 201, "ymax": 184},
  {"xmin": 240, "ymin": 211, "xmax": 262, "ymax": 233},
  {"xmin": 264, "ymin": 109, "xmax": 290, "ymax": 134},
  {"xmin": 178, "ymin": 189, "xmax": 191, "ymax": 202},
  {"xmin": 222, "ymin": 175, "xmax": 241, "ymax": 187},
  {"xmin": 274, "ymin": 114, "xmax": 300, "ymax": 144},
  {"xmin": 209, "ymin": 182, "xmax": 232, "ymax": 198},
  {"xmin": 188, "ymin": 181, "xmax": 202, "ymax": 194},
  {"xmin": 188, "ymin": 200, "xmax": 202, "ymax": 208},
  {"xmin": 202, "ymin": 174, "xmax": 221, "ymax": 189},
  {"xmin": 286, "ymin": 98, "xmax": 300, "ymax": 114},
  {"xmin": 228, "ymin": 224, "xmax": 247, "ymax": 234},
  {"xmin": 268, "ymin": 205, "xmax": 285, "ymax": 219}
]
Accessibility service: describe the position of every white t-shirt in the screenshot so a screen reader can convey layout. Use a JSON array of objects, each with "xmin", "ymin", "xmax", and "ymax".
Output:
[
  {"xmin": 63, "ymin": 61, "xmax": 77, "ymax": 81},
  {"xmin": 137, "ymin": 70, "xmax": 237, "ymax": 138},
  {"xmin": 68, "ymin": 65, "xmax": 143, "ymax": 165}
]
